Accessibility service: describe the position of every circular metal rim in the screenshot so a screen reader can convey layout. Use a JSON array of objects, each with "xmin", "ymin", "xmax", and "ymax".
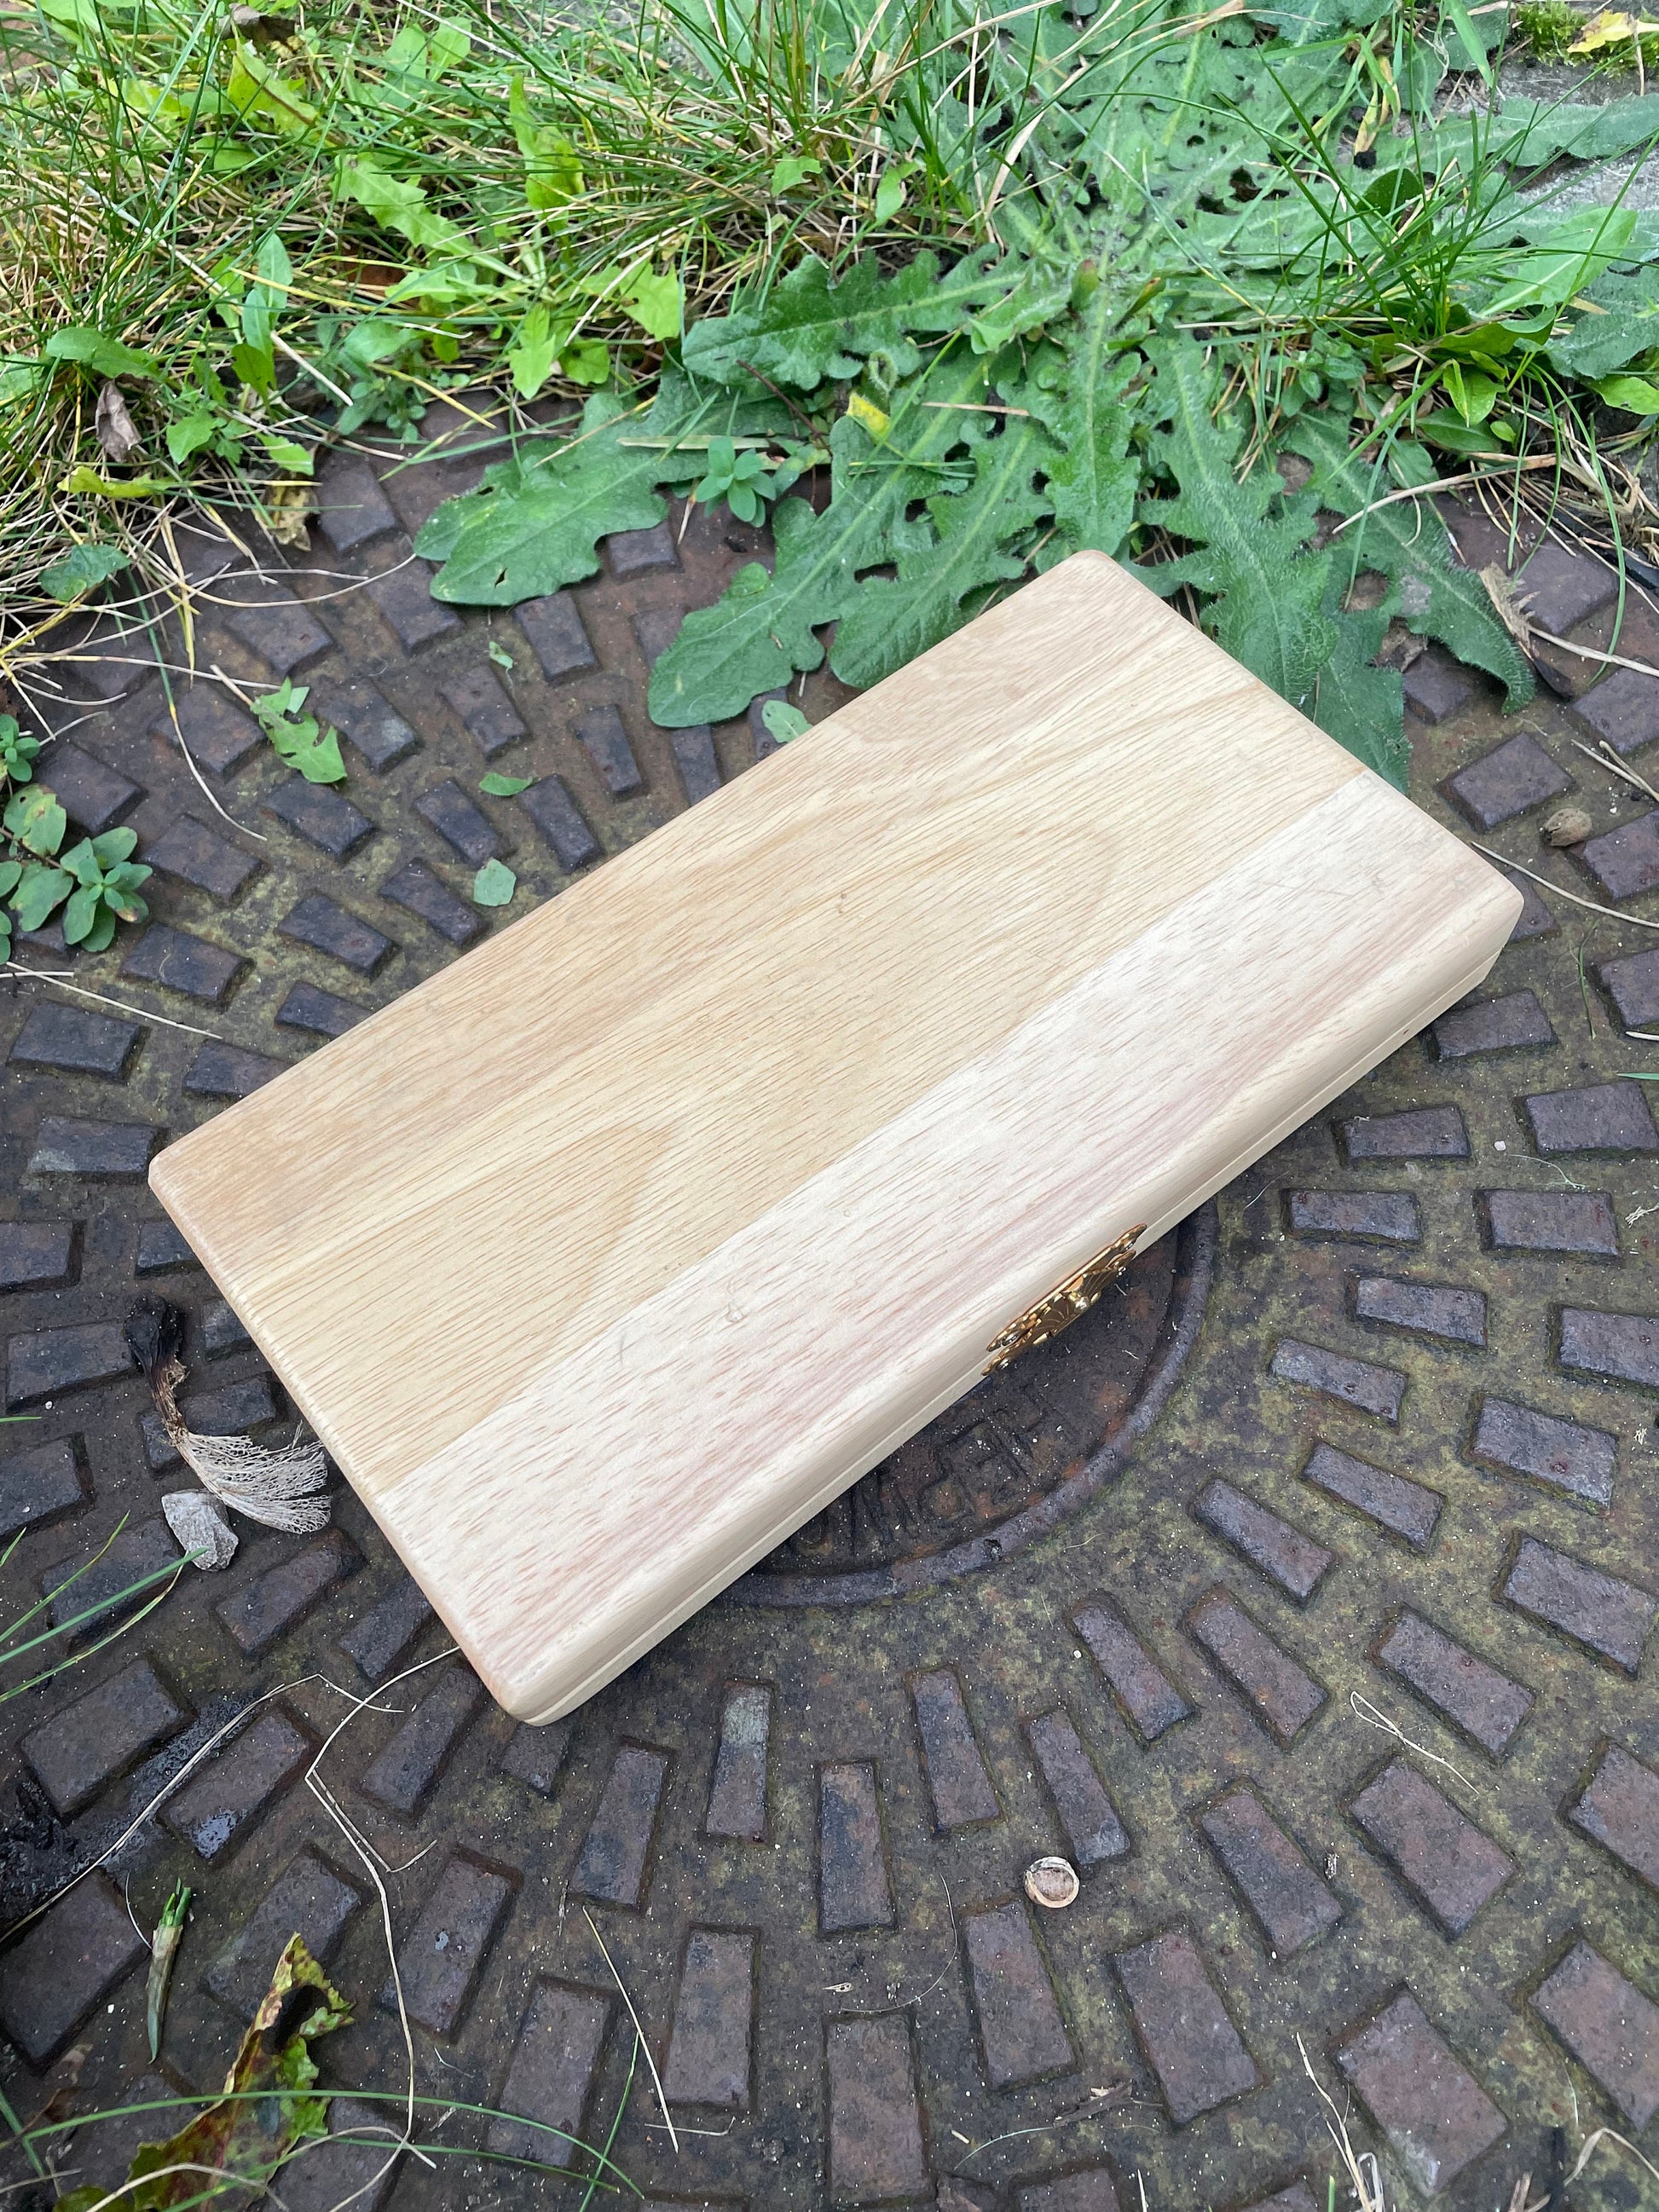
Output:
[{"xmin": 724, "ymin": 1198, "xmax": 1218, "ymax": 1608}]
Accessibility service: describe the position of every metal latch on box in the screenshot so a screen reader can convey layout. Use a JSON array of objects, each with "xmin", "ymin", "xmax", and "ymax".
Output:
[{"xmin": 986, "ymin": 1226, "xmax": 1147, "ymax": 1372}]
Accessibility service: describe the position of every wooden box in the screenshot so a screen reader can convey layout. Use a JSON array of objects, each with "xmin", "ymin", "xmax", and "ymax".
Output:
[{"xmin": 151, "ymin": 553, "xmax": 1519, "ymax": 1723}]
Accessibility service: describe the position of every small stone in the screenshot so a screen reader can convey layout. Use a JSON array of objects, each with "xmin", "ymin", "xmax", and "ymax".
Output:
[
  {"xmin": 1543, "ymin": 805, "xmax": 1593, "ymax": 847},
  {"xmin": 162, "ymin": 1489, "xmax": 239, "ymax": 1570},
  {"xmin": 1023, "ymin": 1856, "xmax": 1079, "ymax": 1909}
]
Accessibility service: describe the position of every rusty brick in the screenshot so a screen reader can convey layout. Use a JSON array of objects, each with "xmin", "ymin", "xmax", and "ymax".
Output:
[
  {"xmin": 23, "ymin": 1656, "xmax": 188, "ymax": 1817},
  {"xmin": 0, "ymin": 1434, "xmax": 87, "ymax": 1539},
  {"xmin": 1337, "ymin": 1991, "xmax": 1506, "ymax": 2194},
  {"xmin": 264, "ymin": 777, "xmax": 374, "ymax": 859},
  {"xmin": 1198, "ymin": 1785, "xmax": 1340, "ymax": 1957},
  {"xmin": 43, "ymin": 740, "xmax": 142, "ymax": 829},
  {"xmin": 205, "ymin": 1848, "xmax": 362, "ymax": 2018},
  {"xmin": 1532, "ymin": 1941, "xmax": 1659, "ymax": 2128},
  {"xmin": 571, "ymin": 1744, "xmax": 670, "ymax": 1908},
  {"xmin": 1349, "ymin": 1759, "xmax": 1512, "ymax": 1935},
  {"xmin": 415, "ymin": 777, "xmax": 504, "ymax": 864},
  {"xmin": 1194, "ymin": 1480, "xmax": 1332, "ymax": 1603},
  {"xmin": 673, "ymin": 726, "xmax": 721, "ymax": 805},
  {"xmin": 1286, "ymin": 1190, "xmax": 1419, "ymax": 1243},
  {"xmin": 1402, "ymin": 648, "xmax": 1476, "ymax": 725},
  {"xmin": 135, "ymin": 1219, "xmax": 195, "ymax": 1273},
  {"xmin": 43, "ymin": 1516, "xmax": 179, "ymax": 1636},
  {"xmin": 1303, "ymin": 1441, "xmax": 1441, "ymax": 1550},
  {"xmin": 161, "ymin": 690, "xmax": 264, "ymax": 777},
  {"xmin": 121, "ymin": 923, "xmax": 246, "ymax": 1006},
  {"xmin": 1374, "ymin": 1610, "xmax": 1532, "ymax": 1757},
  {"xmin": 1017, "ymin": 2171, "xmax": 1121, "ymax": 2212},
  {"xmin": 1026, "ymin": 1708, "xmax": 1127, "ymax": 1868},
  {"xmin": 378, "ymin": 1851, "xmax": 514, "ymax": 2037},
  {"xmin": 1523, "ymin": 1082, "xmax": 1658, "ymax": 1155},
  {"xmin": 338, "ymin": 1574, "xmax": 434, "ymax": 1684},
  {"xmin": 201, "ymin": 1297, "xmax": 249, "ymax": 1355},
  {"xmin": 185, "ymin": 1042, "xmax": 287, "ymax": 1099},
  {"xmin": 28, "ymin": 1117, "xmax": 159, "ymax": 1179},
  {"xmin": 220, "ymin": 581, "xmax": 332, "ymax": 674},
  {"xmin": 607, "ymin": 523, "xmax": 677, "ymax": 576},
  {"xmin": 1471, "ymin": 1398, "xmax": 1616, "ymax": 1505},
  {"xmin": 365, "ymin": 557, "xmax": 460, "ymax": 651},
  {"xmin": 501, "ymin": 1716, "xmax": 574, "ymax": 1799},
  {"xmin": 1432, "ymin": 990, "xmax": 1554, "ymax": 1058},
  {"xmin": 663, "ymin": 1928, "xmax": 754, "ymax": 2107},
  {"xmin": 1569, "ymin": 1746, "xmax": 1659, "ymax": 1889},
  {"xmin": 1516, "ymin": 540, "xmax": 1618, "ymax": 630},
  {"xmin": 277, "ymin": 981, "xmax": 368, "ymax": 1038},
  {"xmin": 214, "ymin": 1529, "xmax": 361, "ymax": 1656},
  {"xmin": 5, "ymin": 1319, "xmax": 125, "ymax": 1408},
  {"xmin": 1503, "ymin": 1536, "xmax": 1656, "ymax": 1673},
  {"xmin": 1188, "ymin": 1589, "xmax": 1327, "ymax": 1746},
  {"xmin": 146, "ymin": 814, "xmax": 260, "ymax": 900},
  {"xmin": 1269, "ymin": 1339, "xmax": 1405, "ymax": 1423},
  {"xmin": 1581, "ymin": 812, "xmax": 1659, "ymax": 902},
  {"xmin": 1560, "ymin": 1307, "xmax": 1659, "ymax": 1390},
  {"xmin": 163, "ymin": 1708, "xmax": 313, "ymax": 1859},
  {"xmin": 279, "ymin": 892, "xmax": 393, "ymax": 975},
  {"xmin": 360, "ymin": 1660, "xmax": 485, "ymax": 1815},
  {"xmin": 313, "ymin": 676, "xmax": 419, "ymax": 772},
  {"xmin": 514, "ymin": 592, "xmax": 596, "ymax": 681},
  {"xmin": 1354, "ymin": 1276, "xmax": 1486, "ymax": 1348},
  {"xmin": 10, "ymin": 1003, "xmax": 140, "ymax": 1078},
  {"xmin": 706, "ymin": 1684, "xmax": 771, "ymax": 1841},
  {"xmin": 521, "ymin": 775, "xmax": 599, "ymax": 870},
  {"xmin": 441, "ymin": 664, "xmax": 527, "ymax": 757},
  {"xmin": 818, "ymin": 1762, "xmax": 894, "ymax": 1932},
  {"xmin": 1570, "ymin": 667, "xmax": 1659, "ymax": 754},
  {"xmin": 488, "ymin": 1980, "xmax": 611, "ymax": 2166},
  {"xmin": 910, "ymin": 1668, "xmax": 1000, "ymax": 1829},
  {"xmin": 271, "ymin": 2099, "xmax": 401, "ymax": 2212},
  {"xmin": 1072, "ymin": 1597, "xmax": 1192, "ymax": 1741},
  {"xmin": 576, "ymin": 704, "xmax": 644, "ymax": 796},
  {"xmin": 826, "ymin": 2013, "xmax": 928, "ymax": 2202},
  {"xmin": 1599, "ymin": 944, "xmax": 1659, "ymax": 1028},
  {"xmin": 0, "ymin": 1874, "xmax": 147, "ymax": 2065},
  {"xmin": 962, "ymin": 1899, "xmax": 1075, "ymax": 2089},
  {"xmin": 314, "ymin": 454, "xmax": 397, "ymax": 552},
  {"xmin": 0, "ymin": 1220, "xmax": 78, "ymax": 1290},
  {"xmin": 379, "ymin": 858, "xmax": 485, "ymax": 947},
  {"xmin": 1340, "ymin": 1105, "xmax": 1469, "ymax": 1161},
  {"xmin": 1481, "ymin": 1189, "xmax": 1619, "ymax": 1257},
  {"xmin": 1443, "ymin": 733, "xmax": 1571, "ymax": 828},
  {"xmin": 1114, "ymin": 1931, "xmax": 1260, "ymax": 2123}
]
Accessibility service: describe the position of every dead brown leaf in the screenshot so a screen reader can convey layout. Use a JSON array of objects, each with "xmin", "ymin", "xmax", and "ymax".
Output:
[
  {"xmin": 1480, "ymin": 563, "xmax": 1533, "ymax": 656},
  {"xmin": 94, "ymin": 380, "xmax": 142, "ymax": 464}
]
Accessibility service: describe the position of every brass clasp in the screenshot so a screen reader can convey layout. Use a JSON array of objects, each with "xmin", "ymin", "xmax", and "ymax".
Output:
[{"xmin": 985, "ymin": 1225, "xmax": 1147, "ymax": 1372}]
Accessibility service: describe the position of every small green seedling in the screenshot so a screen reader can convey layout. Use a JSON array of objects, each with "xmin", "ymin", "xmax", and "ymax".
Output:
[
  {"xmin": 147, "ymin": 1882, "xmax": 191, "ymax": 2059},
  {"xmin": 692, "ymin": 435, "xmax": 779, "ymax": 525},
  {"xmin": 761, "ymin": 699, "xmax": 809, "ymax": 743},
  {"xmin": 251, "ymin": 679, "xmax": 346, "ymax": 783},
  {"xmin": 0, "ymin": 715, "xmax": 42, "ymax": 783}
]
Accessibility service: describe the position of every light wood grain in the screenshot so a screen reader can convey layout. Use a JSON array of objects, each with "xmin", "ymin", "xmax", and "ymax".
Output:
[{"xmin": 151, "ymin": 552, "xmax": 1520, "ymax": 1720}]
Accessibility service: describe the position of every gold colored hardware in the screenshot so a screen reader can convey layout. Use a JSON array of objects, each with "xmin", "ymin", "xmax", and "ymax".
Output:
[{"xmin": 985, "ymin": 1225, "xmax": 1147, "ymax": 1372}]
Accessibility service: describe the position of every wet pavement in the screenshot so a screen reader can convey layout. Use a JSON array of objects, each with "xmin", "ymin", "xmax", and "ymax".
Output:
[{"xmin": 1, "ymin": 416, "xmax": 1656, "ymax": 2210}]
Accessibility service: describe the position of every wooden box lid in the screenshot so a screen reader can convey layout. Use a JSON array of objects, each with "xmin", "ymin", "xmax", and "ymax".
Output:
[{"xmin": 151, "ymin": 553, "xmax": 1520, "ymax": 1722}]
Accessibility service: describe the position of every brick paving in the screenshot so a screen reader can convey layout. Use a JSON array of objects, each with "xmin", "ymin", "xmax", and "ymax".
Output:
[{"xmin": 0, "ymin": 444, "xmax": 1656, "ymax": 2209}]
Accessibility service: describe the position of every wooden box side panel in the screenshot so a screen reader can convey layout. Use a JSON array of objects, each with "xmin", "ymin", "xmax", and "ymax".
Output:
[
  {"xmin": 149, "ymin": 554, "xmax": 1363, "ymax": 1494},
  {"xmin": 372, "ymin": 774, "xmax": 1520, "ymax": 1719}
]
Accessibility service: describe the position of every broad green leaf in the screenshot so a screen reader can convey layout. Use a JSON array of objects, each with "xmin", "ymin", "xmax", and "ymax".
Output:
[
  {"xmin": 873, "ymin": 163, "xmax": 913, "ymax": 222},
  {"xmin": 1595, "ymin": 373, "xmax": 1659, "ymax": 412},
  {"xmin": 772, "ymin": 154, "xmax": 822, "ymax": 193},
  {"xmin": 479, "ymin": 772, "xmax": 533, "ymax": 794},
  {"xmin": 968, "ymin": 260, "xmax": 1074, "ymax": 355},
  {"xmin": 226, "ymin": 42, "xmax": 316, "ymax": 130},
  {"xmin": 421, "ymin": 396, "xmax": 665, "ymax": 604},
  {"xmin": 1482, "ymin": 206, "xmax": 1639, "ymax": 318},
  {"xmin": 1311, "ymin": 600, "xmax": 1408, "ymax": 788},
  {"xmin": 1137, "ymin": 337, "xmax": 1336, "ymax": 711},
  {"xmin": 5, "ymin": 786, "xmax": 66, "ymax": 857},
  {"xmin": 0, "ymin": 860, "xmax": 20, "ymax": 897},
  {"xmin": 10, "ymin": 864, "xmax": 72, "ymax": 930},
  {"xmin": 92, "ymin": 827, "xmax": 139, "ymax": 865},
  {"xmin": 473, "ymin": 858, "xmax": 517, "ymax": 905},
  {"xmin": 1285, "ymin": 411, "xmax": 1535, "ymax": 707},
  {"xmin": 62, "ymin": 882, "xmax": 101, "ymax": 944},
  {"xmin": 680, "ymin": 249, "xmax": 1009, "ymax": 390},
  {"xmin": 1442, "ymin": 361, "xmax": 1499, "ymax": 424},
  {"xmin": 832, "ymin": 419, "xmax": 1055, "ymax": 687},
  {"xmin": 38, "ymin": 542, "xmax": 130, "ymax": 602},
  {"xmin": 44, "ymin": 327, "xmax": 157, "ymax": 378},
  {"xmin": 627, "ymin": 269, "xmax": 682, "ymax": 344},
  {"xmin": 166, "ymin": 413, "xmax": 223, "ymax": 465},
  {"xmin": 649, "ymin": 349, "xmax": 993, "ymax": 726},
  {"xmin": 1548, "ymin": 268, "xmax": 1659, "ymax": 378}
]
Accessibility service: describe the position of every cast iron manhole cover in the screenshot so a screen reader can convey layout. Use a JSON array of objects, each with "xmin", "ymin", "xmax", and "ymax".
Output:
[{"xmin": 2, "ymin": 413, "xmax": 1656, "ymax": 2212}]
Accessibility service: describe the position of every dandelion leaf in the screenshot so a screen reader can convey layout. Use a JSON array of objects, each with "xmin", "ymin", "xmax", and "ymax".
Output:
[
  {"xmin": 830, "ymin": 419, "xmax": 1055, "ymax": 687},
  {"xmin": 419, "ymin": 396, "xmax": 667, "ymax": 604},
  {"xmin": 1547, "ymin": 265, "xmax": 1659, "ymax": 379},
  {"xmin": 648, "ymin": 351, "xmax": 992, "ymax": 726},
  {"xmin": 1285, "ymin": 411, "xmax": 1534, "ymax": 707},
  {"xmin": 680, "ymin": 249, "xmax": 1009, "ymax": 390},
  {"xmin": 1136, "ymin": 336, "xmax": 1337, "ymax": 710},
  {"xmin": 1312, "ymin": 600, "xmax": 1409, "ymax": 789},
  {"xmin": 1026, "ymin": 290, "xmax": 1138, "ymax": 564}
]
